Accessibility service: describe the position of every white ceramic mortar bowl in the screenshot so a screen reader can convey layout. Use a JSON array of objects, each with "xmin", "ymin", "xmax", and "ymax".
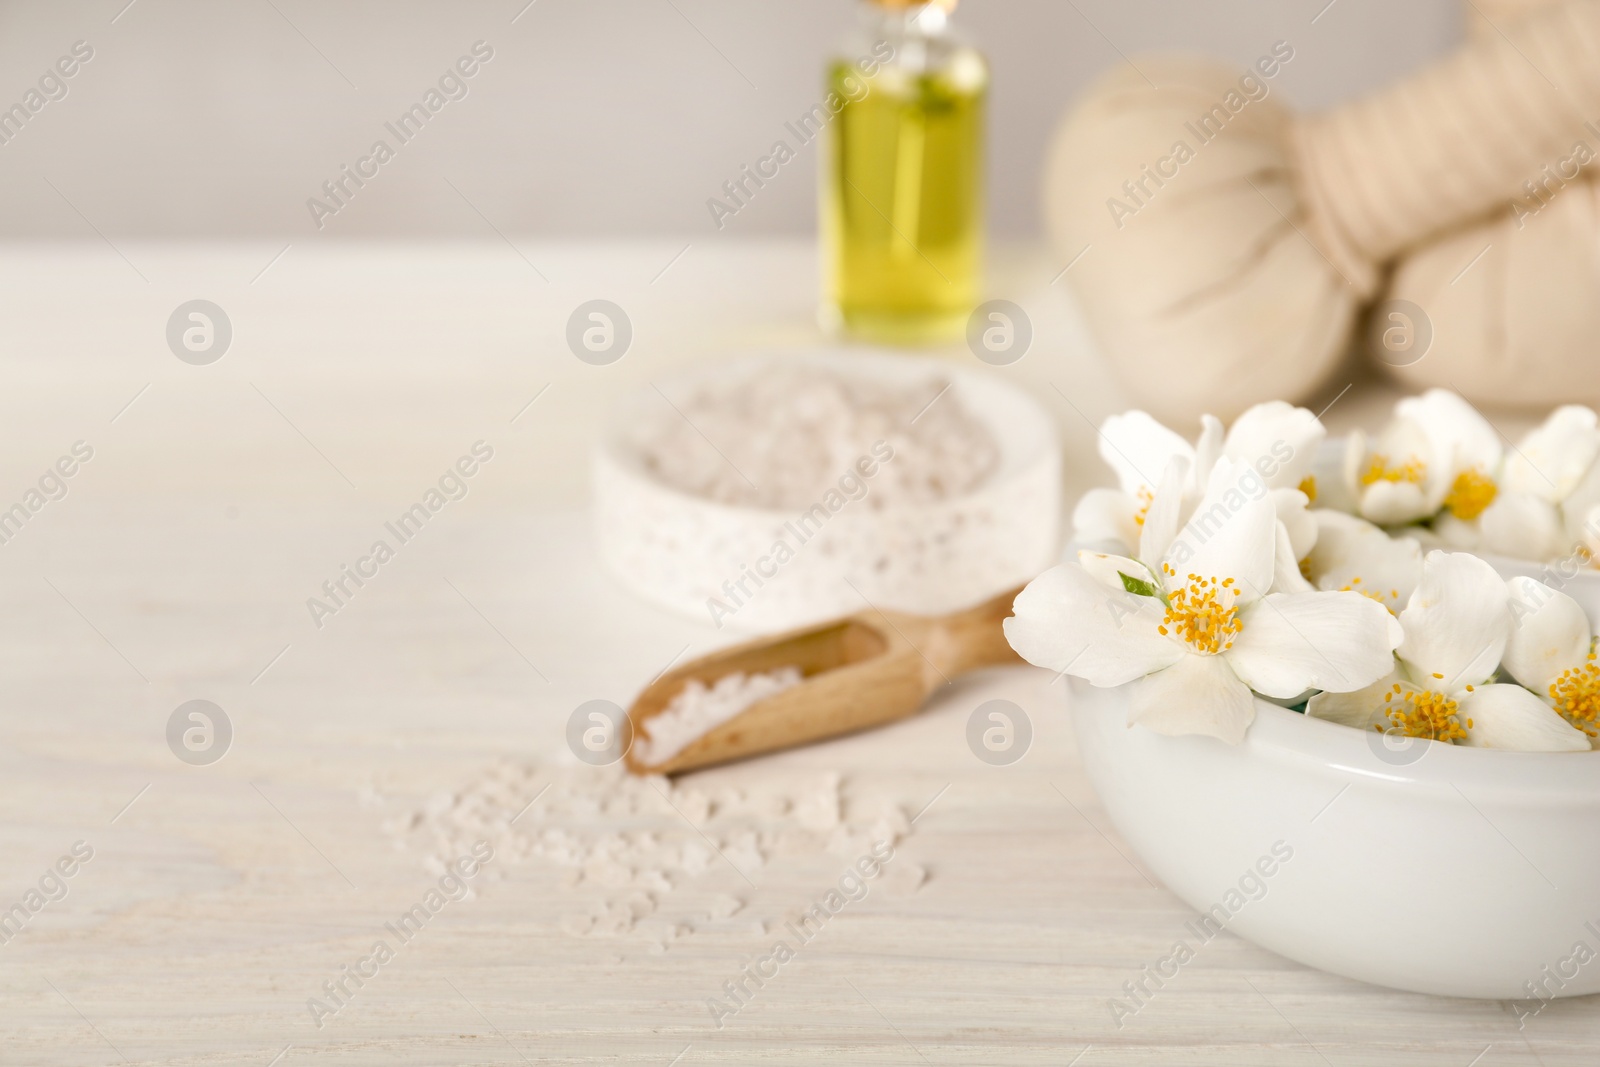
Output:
[
  {"xmin": 594, "ymin": 349, "xmax": 1060, "ymax": 633},
  {"xmin": 1071, "ymin": 679, "xmax": 1600, "ymax": 999}
]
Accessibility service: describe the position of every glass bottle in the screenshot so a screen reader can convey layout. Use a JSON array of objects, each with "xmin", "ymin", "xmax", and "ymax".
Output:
[{"xmin": 823, "ymin": 0, "xmax": 987, "ymax": 345}]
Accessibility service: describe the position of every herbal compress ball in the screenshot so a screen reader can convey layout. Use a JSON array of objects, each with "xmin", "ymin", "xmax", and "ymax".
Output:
[
  {"xmin": 1381, "ymin": 0, "xmax": 1600, "ymax": 406},
  {"xmin": 1043, "ymin": 1, "xmax": 1600, "ymax": 421}
]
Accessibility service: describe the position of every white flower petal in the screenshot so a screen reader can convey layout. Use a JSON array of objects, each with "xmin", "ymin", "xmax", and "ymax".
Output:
[
  {"xmin": 1341, "ymin": 430, "xmax": 1369, "ymax": 507},
  {"xmin": 1570, "ymin": 501, "xmax": 1600, "ymax": 558},
  {"xmin": 1562, "ymin": 458, "xmax": 1600, "ymax": 547},
  {"xmin": 1397, "ymin": 551, "xmax": 1510, "ymax": 690},
  {"xmin": 1479, "ymin": 491, "xmax": 1567, "ymax": 563},
  {"xmin": 1127, "ymin": 653, "xmax": 1256, "ymax": 744},
  {"xmin": 1457, "ymin": 683, "xmax": 1591, "ymax": 751},
  {"xmin": 1004, "ymin": 564, "xmax": 1182, "ymax": 686},
  {"xmin": 1077, "ymin": 550, "xmax": 1157, "ymax": 594},
  {"xmin": 1358, "ymin": 478, "xmax": 1434, "ymax": 526},
  {"xmin": 1227, "ymin": 592, "xmax": 1403, "ymax": 698},
  {"xmin": 1308, "ymin": 436, "xmax": 1357, "ymax": 514},
  {"xmin": 1363, "ymin": 412, "xmax": 1452, "ymax": 511},
  {"xmin": 1100, "ymin": 411, "xmax": 1193, "ymax": 497},
  {"xmin": 1351, "ymin": 415, "xmax": 1449, "ymax": 523},
  {"xmin": 1396, "ymin": 388, "xmax": 1502, "ymax": 476},
  {"xmin": 1305, "ymin": 670, "xmax": 1403, "ymax": 729},
  {"xmin": 1192, "ymin": 414, "xmax": 1224, "ymax": 491},
  {"xmin": 1503, "ymin": 405, "xmax": 1600, "ymax": 502},
  {"xmin": 1270, "ymin": 521, "xmax": 1313, "ymax": 594},
  {"xmin": 1138, "ymin": 456, "xmax": 1190, "ymax": 567},
  {"xmin": 1304, "ymin": 510, "xmax": 1421, "ymax": 611},
  {"xmin": 1502, "ymin": 575, "xmax": 1592, "ymax": 692},
  {"xmin": 1224, "ymin": 400, "xmax": 1325, "ymax": 489},
  {"xmin": 1272, "ymin": 488, "xmax": 1316, "ymax": 561},
  {"xmin": 1429, "ymin": 513, "xmax": 1482, "ymax": 550},
  {"xmin": 1401, "ymin": 525, "xmax": 1454, "ymax": 554},
  {"xmin": 1070, "ymin": 488, "xmax": 1140, "ymax": 553},
  {"xmin": 1163, "ymin": 460, "xmax": 1276, "ymax": 603}
]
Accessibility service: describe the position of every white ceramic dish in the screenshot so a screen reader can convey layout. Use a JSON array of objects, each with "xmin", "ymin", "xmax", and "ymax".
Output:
[
  {"xmin": 1071, "ymin": 678, "xmax": 1600, "ymax": 999},
  {"xmin": 594, "ymin": 349, "xmax": 1061, "ymax": 633}
]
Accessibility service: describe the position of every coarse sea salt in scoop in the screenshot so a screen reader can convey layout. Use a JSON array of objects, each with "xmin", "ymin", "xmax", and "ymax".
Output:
[{"xmin": 632, "ymin": 667, "xmax": 804, "ymax": 766}]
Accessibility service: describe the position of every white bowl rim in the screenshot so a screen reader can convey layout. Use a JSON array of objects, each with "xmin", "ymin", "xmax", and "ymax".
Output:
[
  {"xmin": 596, "ymin": 347, "xmax": 1059, "ymax": 522},
  {"xmin": 1476, "ymin": 547, "xmax": 1600, "ymax": 580},
  {"xmin": 1077, "ymin": 681, "xmax": 1600, "ymax": 799}
]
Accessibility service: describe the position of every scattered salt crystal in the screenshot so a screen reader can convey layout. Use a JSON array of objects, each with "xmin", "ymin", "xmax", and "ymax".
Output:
[
  {"xmin": 637, "ymin": 869, "xmax": 672, "ymax": 893},
  {"xmin": 634, "ymin": 667, "xmax": 804, "ymax": 766},
  {"xmin": 722, "ymin": 831, "xmax": 765, "ymax": 872},
  {"xmin": 755, "ymin": 793, "xmax": 790, "ymax": 818},
  {"xmin": 884, "ymin": 863, "xmax": 927, "ymax": 896},
  {"xmin": 708, "ymin": 894, "xmax": 743, "ymax": 919},
  {"xmin": 594, "ymin": 908, "xmax": 631, "ymax": 935},
  {"xmin": 794, "ymin": 773, "xmax": 842, "ymax": 831},
  {"xmin": 625, "ymin": 892, "xmax": 656, "ymax": 920},
  {"xmin": 584, "ymin": 858, "xmax": 632, "ymax": 887},
  {"xmin": 679, "ymin": 841, "xmax": 711, "ymax": 875},
  {"xmin": 676, "ymin": 792, "xmax": 711, "ymax": 825},
  {"xmin": 876, "ymin": 804, "xmax": 911, "ymax": 837},
  {"xmin": 388, "ymin": 762, "xmax": 935, "ymax": 944}
]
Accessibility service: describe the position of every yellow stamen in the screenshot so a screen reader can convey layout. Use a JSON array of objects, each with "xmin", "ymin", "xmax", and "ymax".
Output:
[
  {"xmin": 1444, "ymin": 467, "xmax": 1498, "ymax": 521},
  {"xmin": 1548, "ymin": 651, "xmax": 1600, "ymax": 738},
  {"xmin": 1338, "ymin": 575, "xmax": 1400, "ymax": 611},
  {"xmin": 1383, "ymin": 684, "xmax": 1469, "ymax": 743},
  {"xmin": 1161, "ymin": 575, "xmax": 1243, "ymax": 655},
  {"xmin": 1132, "ymin": 485, "xmax": 1154, "ymax": 528},
  {"xmin": 1298, "ymin": 475, "xmax": 1317, "ymax": 503},
  {"xmin": 1360, "ymin": 453, "xmax": 1426, "ymax": 487}
]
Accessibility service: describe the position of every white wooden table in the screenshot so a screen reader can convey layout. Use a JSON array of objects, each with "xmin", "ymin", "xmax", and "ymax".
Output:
[{"xmin": 0, "ymin": 240, "xmax": 1591, "ymax": 1065}]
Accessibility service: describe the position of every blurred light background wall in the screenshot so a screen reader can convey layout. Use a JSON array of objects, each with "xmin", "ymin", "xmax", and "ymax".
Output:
[{"xmin": 0, "ymin": 0, "xmax": 1460, "ymax": 239}]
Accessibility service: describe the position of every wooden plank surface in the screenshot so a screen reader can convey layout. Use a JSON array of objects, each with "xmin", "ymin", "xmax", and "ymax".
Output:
[{"xmin": 0, "ymin": 242, "xmax": 1590, "ymax": 1065}]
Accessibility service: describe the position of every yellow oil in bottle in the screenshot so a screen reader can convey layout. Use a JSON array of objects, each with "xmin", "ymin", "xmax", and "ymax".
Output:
[{"xmin": 824, "ymin": 24, "xmax": 986, "ymax": 346}]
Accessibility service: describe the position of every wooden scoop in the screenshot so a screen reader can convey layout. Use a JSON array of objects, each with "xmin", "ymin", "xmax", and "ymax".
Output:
[{"xmin": 624, "ymin": 586, "xmax": 1024, "ymax": 776}]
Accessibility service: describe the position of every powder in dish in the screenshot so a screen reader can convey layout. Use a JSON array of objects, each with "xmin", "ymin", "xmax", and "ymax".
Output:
[{"xmin": 634, "ymin": 364, "xmax": 1000, "ymax": 510}]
